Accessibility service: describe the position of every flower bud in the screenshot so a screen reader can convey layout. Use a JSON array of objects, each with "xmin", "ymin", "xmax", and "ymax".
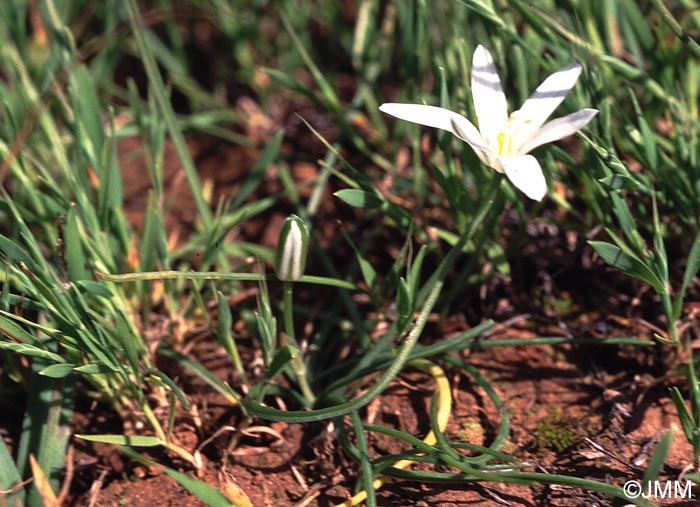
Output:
[{"xmin": 275, "ymin": 215, "xmax": 309, "ymax": 281}]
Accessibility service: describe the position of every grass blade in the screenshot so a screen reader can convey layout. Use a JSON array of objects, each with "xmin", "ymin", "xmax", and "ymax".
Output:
[
  {"xmin": 124, "ymin": 0, "xmax": 212, "ymax": 228},
  {"xmin": 119, "ymin": 447, "xmax": 238, "ymax": 507},
  {"xmin": 642, "ymin": 428, "xmax": 673, "ymax": 485},
  {"xmin": 0, "ymin": 438, "xmax": 24, "ymax": 506}
]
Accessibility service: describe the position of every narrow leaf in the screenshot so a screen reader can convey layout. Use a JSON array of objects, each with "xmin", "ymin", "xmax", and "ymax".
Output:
[
  {"xmin": 589, "ymin": 241, "xmax": 665, "ymax": 292},
  {"xmin": 598, "ymin": 173, "xmax": 638, "ymax": 191},
  {"xmin": 119, "ymin": 447, "xmax": 236, "ymax": 507},
  {"xmin": 157, "ymin": 347, "xmax": 240, "ymax": 405},
  {"xmin": 334, "ymin": 189, "xmax": 384, "ymax": 209},
  {"xmin": 675, "ymin": 232, "xmax": 700, "ymax": 319},
  {"xmin": 0, "ymin": 342, "xmax": 63, "ymax": 362},
  {"xmin": 216, "ymin": 291, "xmax": 242, "ymax": 373},
  {"xmin": 266, "ymin": 344, "xmax": 299, "ymax": 381},
  {"xmin": 145, "ymin": 368, "xmax": 191, "ymax": 410},
  {"xmin": 75, "ymin": 434, "xmax": 164, "ymax": 447},
  {"xmin": 76, "ymin": 280, "xmax": 114, "ymax": 299},
  {"xmin": 63, "ymin": 206, "xmax": 89, "ymax": 281},
  {"xmin": 611, "ymin": 192, "xmax": 646, "ymax": 255},
  {"xmin": 0, "ymin": 438, "xmax": 24, "ymax": 506},
  {"xmin": 163, "ymin": 468, "xmax": 237, "ymax": 507},
  {"xmin": 0, "ymin": 234, "xmax": 40, "ymax": 272},
  {"xmin": 628, "ymin": 88, "xmax": 658, "ymax": 168},
  {"xmin": 340, "ymin": 228, "xmax": 377, "ymax": 289},
  {"xmin": 396, "ymin": 277, "xmax": 412, "ymax": 333},
  {"xmin": 642, "ymin": 428, "xmax": 673, "ymax": 485},
  {"xmin": 0, "ymin": 313, "xmax": 38, "ymax": 344},
  {"xmin": 68, "ymin": 64, "xmax": 104, "ymax": 167},
  {"xmin": 38, "ymin": 363, "xmax": 76, "ymax": 378},
  {"xmin": 651, "ymin": 195, "xmax": 668, "ymax": 286},
  {"xmin": 73, "ymin": 363, "xmax": 116, "ymax": 374},
  {"xmin": 669, "ymin": 387, "xmax": 694, "ymax": 443}
]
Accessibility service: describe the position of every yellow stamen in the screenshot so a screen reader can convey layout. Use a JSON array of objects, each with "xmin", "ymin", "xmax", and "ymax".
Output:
[{"xmin": 496, "ymin": 131, "xmax": 512, "ymax": 156}]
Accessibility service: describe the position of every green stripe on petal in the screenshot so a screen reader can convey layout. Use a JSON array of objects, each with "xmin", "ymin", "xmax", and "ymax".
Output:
[{"xmin": 275, "ymin": 215, "xmax": 309, "ymax": 281}]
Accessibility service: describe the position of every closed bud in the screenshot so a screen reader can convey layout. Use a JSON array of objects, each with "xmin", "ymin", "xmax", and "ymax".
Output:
[{"xmin": 275, "ymin": 215, "xmax": 309, "ymax": 281}]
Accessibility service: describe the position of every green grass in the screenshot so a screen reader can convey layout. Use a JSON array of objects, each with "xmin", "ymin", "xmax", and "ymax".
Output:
[{"xmin": 0, "ymin": 1, "xmax": 698, "ymax": 506}]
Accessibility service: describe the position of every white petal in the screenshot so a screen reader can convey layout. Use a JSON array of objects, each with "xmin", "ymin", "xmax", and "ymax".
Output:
[
  {"xmin": 500, "ymin": 155, "xmax": 547, "ymax": 201},
  {"xmin": 379, "ymin": 103, "xmax": 493, "ymax": 160},
  {"xmin": 519, "ymin": 108, "xmax": 598, "ymax": 154},
  {"xmin": 516, "ymin": 63, "xmax": 582, "ymax": 132},
  {"xmin": 471, "ymin": 45, "xmax": 508, "ymax": 147}
]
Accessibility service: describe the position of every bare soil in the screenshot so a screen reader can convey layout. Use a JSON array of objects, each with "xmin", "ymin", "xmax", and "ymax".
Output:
[
  {"xmin": 5, "ymin": 7, "xmax": 700, "ymax": 507},
  {"xmin": 66, "ymin": 311, "xmax": 698, "ymax": 506},
  {"xmin": 60, "ymin": 129, "xmax": 697, "ymax": 506}
]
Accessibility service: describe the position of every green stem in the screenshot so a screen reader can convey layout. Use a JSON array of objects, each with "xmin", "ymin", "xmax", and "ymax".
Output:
[
  {"xmin": 648, "ymin": 0, "xmax": 700, "ymax": 59},
  {"xmin": 142, "ymin": 401, "xmax": 168, "ymax": 443},
  {"xmin": 98, "ymin": 271, "xmax": 357, "ymax": 290},
  {"xmin": 393, "ymin": 467, "xmax": 657, "ymax": 507},
  {"xmin": 442, "ymin": 182, "xmax": 505, "ymax": 311},
  {"xmin": 282, "ymin": 282, "xmax": 296, "ymax": 343},
  {"xmin": 350, "ymin": 410, "xmax": 376, "ymax": 507},
  {"xmin": 417, "ymin": 175, "xmax": 501, "ymax": 305},
  {"xmin": 660, "ymin": 291, "xmax": 679, "ymax": 343},
  {"xmin": 245, "ymin": 281, "xmax": 443, "ymax": 422},
  {"xmin": 283, "ymin": 281, "xmax": 316, "ymax": 405},
  {"xmin": 356, "ymin": 423, "xmax": 655, "ymax": 506}
]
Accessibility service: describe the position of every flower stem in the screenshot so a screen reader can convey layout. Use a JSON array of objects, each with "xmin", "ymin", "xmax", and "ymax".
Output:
[
  {"xmin": 660, "ymin": 291, "xmax": 679, "ymax": 343},
  {"xmin": 418, "ymin": 175, "xmax": 501, "ymax": 306},
  {"xmin": 283, "ymin": 281, "xmax": 316, "ymax": 405}
]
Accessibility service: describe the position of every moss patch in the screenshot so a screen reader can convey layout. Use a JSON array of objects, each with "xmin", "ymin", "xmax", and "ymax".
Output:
[{"xmin": 534, "ymin": 406, "xmax": 589, "ymax": 453}]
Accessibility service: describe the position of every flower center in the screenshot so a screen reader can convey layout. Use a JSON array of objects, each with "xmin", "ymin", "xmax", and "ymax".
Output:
[{"xmin": 496, "ymin": 131, "xmax": 512, "ymax": 157}]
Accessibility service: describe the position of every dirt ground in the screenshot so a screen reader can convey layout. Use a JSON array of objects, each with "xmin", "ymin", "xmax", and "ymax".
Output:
[
  {"xmin": 66, "ymin": 310, "xmax": 697, "ymax": 507},
  {"xmin": 4, "ymin": 8, "xmax": 700, "ymax": 507},
  {"xmin": 55, "ymin": 131, "xmax": 697, "ymax": 506}
]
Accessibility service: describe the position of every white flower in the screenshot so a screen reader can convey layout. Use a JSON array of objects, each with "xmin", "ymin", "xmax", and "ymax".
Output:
[{"xmin": 380, "ymin": 45, "xmax": 598, "ymax": 201}]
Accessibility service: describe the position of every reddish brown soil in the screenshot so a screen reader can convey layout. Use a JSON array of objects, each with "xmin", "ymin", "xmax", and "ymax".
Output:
[
  {"xmin": 63, "ymin": 83, "xmax": 699, "ymax": 507},
  {"xmin": 5, "ymin": 7, "xmax": 700, "ymax": 507},
  {"xmin": 65, "ymin": 152, "xmax": 700, "ymax": 505},
  {"xmin": 66, "ymin": 322, "xmax": 697, "ymax": 507}
]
